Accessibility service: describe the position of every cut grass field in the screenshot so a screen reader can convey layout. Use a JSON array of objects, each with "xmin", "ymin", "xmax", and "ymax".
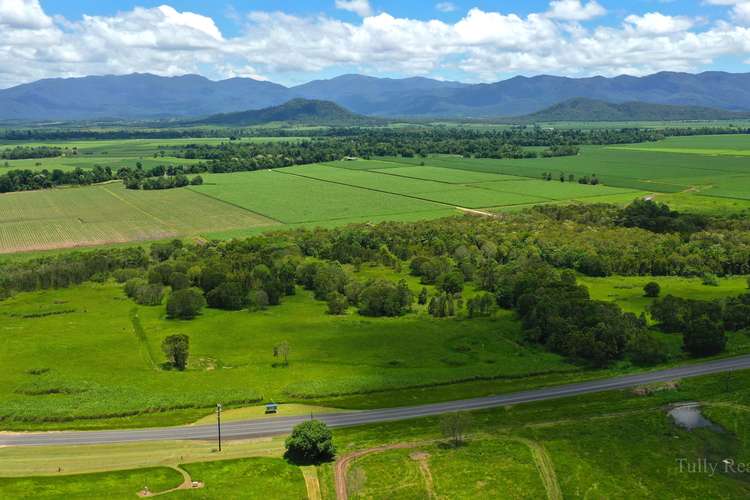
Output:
[{"xmin": 0, "ymin": 183, "xmax": 277, "ymax": 253}]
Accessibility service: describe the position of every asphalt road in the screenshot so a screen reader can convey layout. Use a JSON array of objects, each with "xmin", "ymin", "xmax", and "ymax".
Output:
[{"xmin": 3, "ymin": 354, "xmax": 750, "ymax": 447}]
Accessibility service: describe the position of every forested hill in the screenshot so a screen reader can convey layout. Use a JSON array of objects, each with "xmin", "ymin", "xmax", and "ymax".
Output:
[
  {"xmin": 191, "ymin": 99, "xmax": 380, "ymax": 126},
  {"xmin": 517, "ymin": 98, "xmax": 750, "ymax": 123}
]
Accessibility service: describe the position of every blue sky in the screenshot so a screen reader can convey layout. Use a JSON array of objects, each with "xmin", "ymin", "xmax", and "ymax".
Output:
[{"xmin": 0, "ymin": 0, "xmax": 748, "ymax": 88}]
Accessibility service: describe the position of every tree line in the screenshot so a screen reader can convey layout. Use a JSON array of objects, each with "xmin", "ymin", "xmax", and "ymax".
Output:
[{"xmin": 0, "ymin": 146, "xmax": 63, "ymax": 160}]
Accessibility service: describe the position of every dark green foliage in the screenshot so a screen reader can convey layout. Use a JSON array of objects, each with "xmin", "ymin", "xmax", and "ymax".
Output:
[
  {"xmin": 284, "ymin": 420, "xmax": 336, "ymax": 465},
  {"xmin": 643, "ymin": 282, "xmax": 661, "ymax": 298},
  {"xmin": 495, "ymin": 260, "xmax": 645, "ymax": 366},
  {"xmin": 626, "ymin": 332, "xmax": 669, "ymax": 365},
  {"xmin": 161, "ymin": 334, "xmax": 189, "ymax": 370},
  {"xmin": 190, "ymin": 175, "xmax": 203, "ymax": 185},
  {"xmin": 683, "ymin": 317, "xmax": 727, "ymax": 357},
  {"xmin": 436, "ymin": 270, "xmax": 464, "ymax": 295},
  {"xmin": 123, "ymin": 278, "xmax": 164, "ymax": 306},
  {"xmin": 166, "ymin": 288, "xmax": 206, "ymax": 319},
  {"xmin": 0, "ymin": 145, "xmax": 62, "ymax": 160},
  {"xmin": 650, "ymin": 295, "xmax": 723, "ymax": 333},
  {"xmin": 428, "ymin": 292, "xmax": 457, "ymax": 318},
  {"xmin": 150, "ymin": 240, "xmax": 183, "ymax": 262},
  {"xmin": 206, "ymin": 282, "xmax": 247, "ymax": 310},
  {"xmin": 312, "ymin": 263, "xmax": 348, "ymax": 300},
  {"xmin": 702, "ymin": 273, "xmax": 719, "ymax": 287},
  {"xmin": 418, "ymin": 287, "xmax": 428, "ymax": 305},
  {"xmin": 619, "ymin": 199, "xmax": 708, "ymax": 234},
  {"xmin": 724, "ymin": 295, "xmax": 750, "ymax": 331},
  {"xmin": 112, "ymin": 268, "xmax": 142, "ymax": 284},
  {"xmin": 169, "ymin": 272, "xmax": 190, "ymax": 291},
  {"xmin": 247, "ymin": 289, "xmax": 270, "ymax": 312},
  {"xmin": 358, "ymin": 279, "xmax": 413, "ymax": 317},
  {"xmin": 466, "ymin": 293, "xmax": 496, "ymax": 318},
  {"xmin": 326, "ymin": 292, "xmax": 349, "ymax": 315}
]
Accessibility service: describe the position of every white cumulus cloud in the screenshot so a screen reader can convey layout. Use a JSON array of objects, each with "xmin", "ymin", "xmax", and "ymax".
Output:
[
  {"xmin": 335, "ymin": 0, "xmax": 373, "ymax": 17},
  {"xmin": 546, "ymin": 0, "xmax": 606, "ymax": 21},
  {"xmin": 0, "ymin": 2, "xmax": 749, "ymax": 88}
]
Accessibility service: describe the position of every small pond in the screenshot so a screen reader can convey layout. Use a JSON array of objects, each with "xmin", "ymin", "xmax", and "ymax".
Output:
[{"xmin": 668, "ymin": 404, "xmax": 724, "ymax": 432}]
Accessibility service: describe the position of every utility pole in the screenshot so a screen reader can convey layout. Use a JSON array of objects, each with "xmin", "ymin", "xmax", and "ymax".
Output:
[{"xmin": 216, "ymin": 403, "xmax": 222, "ymax": 452}]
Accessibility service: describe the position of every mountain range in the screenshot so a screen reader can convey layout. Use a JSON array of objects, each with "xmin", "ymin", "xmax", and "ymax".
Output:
[{"xmin": 2, "ymin": 71, "xmax": 750, "ymax": 122}]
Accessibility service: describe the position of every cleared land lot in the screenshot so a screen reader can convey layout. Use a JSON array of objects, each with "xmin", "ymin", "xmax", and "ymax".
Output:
[
  {"xmin": 0, "ymin": 183, "xmax": 276, "ymax": 253},
  {"xmin": 0, "ymin": 278, "xmax": 576, "ymax": 427}
]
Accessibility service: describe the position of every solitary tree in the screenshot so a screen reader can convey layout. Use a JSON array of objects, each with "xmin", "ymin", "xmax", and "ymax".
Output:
[
  {"xmin": 441, "ymin": 412, "xmax": 472, "ymax": 447},
  {"xmin": 643, "ymin": 282, "xmax": 661, "ymax": 298},
  {"xmin": 274, "ymin": 341, "xmax": 290, "ymax": 366},
  {"xmin": 284, "ymin": 420, "xmax": 336, "ymax": 464},
  {"xmin": 162, "ymin": 334, "xmax": 189, "ymax": 370}
]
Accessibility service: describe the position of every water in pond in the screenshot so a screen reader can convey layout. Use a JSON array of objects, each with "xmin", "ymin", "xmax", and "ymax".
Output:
[{"xmin": 669, "ymin": 404, "xmax": 724, "ymax": 432}]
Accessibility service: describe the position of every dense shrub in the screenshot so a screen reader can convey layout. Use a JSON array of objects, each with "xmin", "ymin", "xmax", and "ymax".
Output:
[
  {"xmin": 358, "ymin": 279, "xmax": 413, "ymax": 317},
  {"xmin": 284, "ymin": 420, "xmax": 336, "ymax": 464},
  {"xmin": 166, "ymin": 288, "xmax": 206, "ymax": 319}
]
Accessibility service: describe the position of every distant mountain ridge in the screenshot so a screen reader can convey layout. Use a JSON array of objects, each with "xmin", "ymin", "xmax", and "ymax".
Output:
[
  {"xmin": 1, "ymin": 71, "xmax": 750, "ymax": 121},
  {"xmin": 192, "ymin": 99, "xmax": 379, "ymax": 126},
  {"xmin": 517, "ymin": 98, "xmax": 750, "ymax": 123}
]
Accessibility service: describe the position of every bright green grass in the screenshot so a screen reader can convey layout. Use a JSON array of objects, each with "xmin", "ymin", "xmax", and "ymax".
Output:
[
  {"xmin": 190, "ymin": 170, "xmax": 447, "ymax": 223},
  {"xmin": 407, "ymin": 187, "xmax": 547, "ymax": 208},
  {"xmin": 0, "ymin": 467, "xmax": 182, "ymax": 499},
  {"xmin": 0, "ymin": 457, "xmax": 307, "ymax": 500},
  {"xmin": 281, "ymin": 164, "xmax": 454, "ymax": 195},
  {"xmin": 0, "ymin": 277, "xmax": 576, "ymax": 427},
  {"xmin": 0, "ymin": 183, "xmax": 276, "ymax": 253},
  {"xmin": 372, "ymin": 165, "xmax": 524, "ymax": 183},
  {"xmin": 579, "ymin": 275, "xmax": 750, "ymax": 316},
  {"xmin": 476, "ymin": 178, "xmax": 634, "ymax": 201},
  {"xmin": 653, "ymin": 192, "xmax": 750, "ymax": 216},
  {"xmin": 611, "ymin": 135, "xmax": 750, "ymax": 156},
  {"xmin": 175, "ymin": 457, "xmax": 307, "ymax": 499},
  {"xmin": 348, "ymin": 440, "xmax": 546, "ymax": 499},
  {"xmin": 382, "ymin": 141, "xmax": 750, "ymax": 194}
]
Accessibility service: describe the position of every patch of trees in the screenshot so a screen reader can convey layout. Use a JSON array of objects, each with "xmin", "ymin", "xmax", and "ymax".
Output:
[
  {"xmin": 650, "ymin": 293, "xmax": 750, "ymax": 356},
  {"xmin": 492, "ymin": 259, "xmax": 666, "ymax": 366},
  {"xmin": 0, "ymin": 146, "xmax": 63, "ymax": 160},
  {"xmin": 618, "ymin": 199, "xmax": 709, "ymax": 234},
  {"xmin": 0, "ymin": 247, "xmax": 147, "ymax": 296},
  {"xmin": 0, "ymin": 166, "xmax": 115, "ymax": 192},
  {"xmin": 125, "ymin": 174, "xmax": 202, "ymax": 190}
]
